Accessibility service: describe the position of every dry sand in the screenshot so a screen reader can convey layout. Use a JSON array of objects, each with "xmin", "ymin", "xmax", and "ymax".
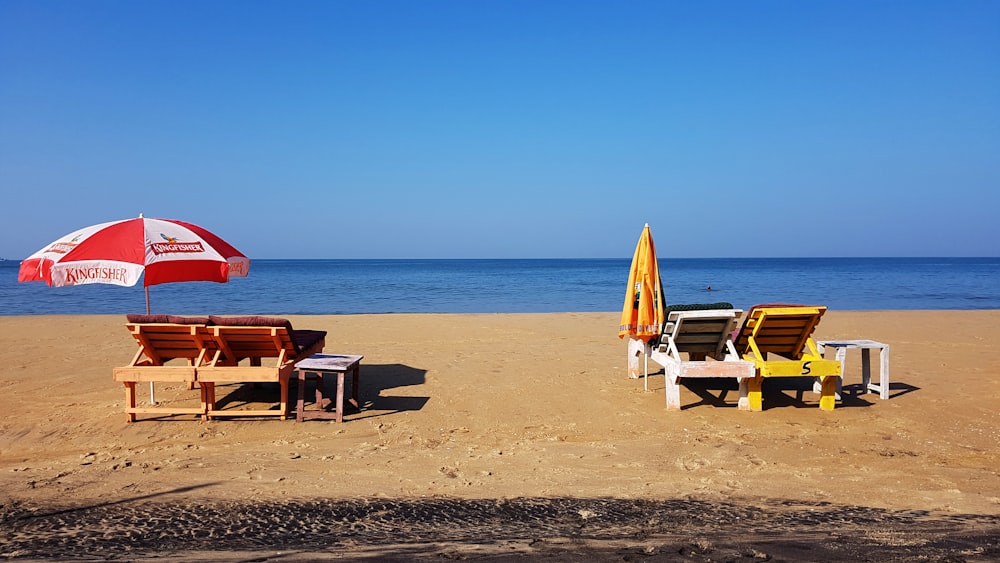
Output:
[{"xmin": 1, "ymin": 311, "xmax": 999, "ymax": 561}]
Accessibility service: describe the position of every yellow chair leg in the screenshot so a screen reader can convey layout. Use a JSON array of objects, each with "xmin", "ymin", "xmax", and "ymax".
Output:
[
  {"xmin": 747, "ymin": 376, "xmax": 763, "ymax": 412},
  {"xmin": 819, "ymin": 376, "xmax": 838, "ymax": 411}
]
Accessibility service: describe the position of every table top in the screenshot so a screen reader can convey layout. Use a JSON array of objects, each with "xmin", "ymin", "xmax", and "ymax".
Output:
[
  {"xmin": 817, "ymin": 339, "xmax": 888, "ymax": 348},
  {"xmin": 295, "ymin": 354, "xmax": 364, "ymax": 371}
]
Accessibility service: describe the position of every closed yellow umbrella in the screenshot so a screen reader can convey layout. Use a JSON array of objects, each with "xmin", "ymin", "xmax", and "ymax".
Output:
[{"xmin": 619, "ymin": 224, "xmax": 664, "ymax": 383}]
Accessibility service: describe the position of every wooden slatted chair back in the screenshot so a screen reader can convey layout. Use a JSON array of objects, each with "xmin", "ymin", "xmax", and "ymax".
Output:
[
  {"xmin": 733, "ymin": 306, "xmax": 827, "ymax": 360},
  {"xmin": 127, "ymin": 323, "xmax": 216, "ymax": 366},
  {"xmin": 663, "ymin": 311, "xmax": 742, "ymax": 359},
  {"xmin": 209, "ymin": 326, "xmax": 298, "ymax": 365}
]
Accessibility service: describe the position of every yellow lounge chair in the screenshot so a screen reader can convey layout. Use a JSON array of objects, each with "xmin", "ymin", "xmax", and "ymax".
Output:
[
  {"xmin": 731, "ymin": 305, "xmax": 842, "ymax": 411},
  {"xmin": 647, "ymin": 304, "xmax": 755, "ymax": 410}
]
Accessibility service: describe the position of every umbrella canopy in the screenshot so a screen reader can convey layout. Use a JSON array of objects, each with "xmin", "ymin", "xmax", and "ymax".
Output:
[
  {"xmin": 619, "ymin": 223, "xmax": 664, "ymax": 342},
  {"xmin": 18, "ymin": 215, "xmax": 250, "ymax": 311}
]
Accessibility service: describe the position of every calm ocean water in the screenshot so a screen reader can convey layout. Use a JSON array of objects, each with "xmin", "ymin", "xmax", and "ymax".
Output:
[{"xmin": 1, "ymin": 258, "xmax": 997, "ymax": 316}]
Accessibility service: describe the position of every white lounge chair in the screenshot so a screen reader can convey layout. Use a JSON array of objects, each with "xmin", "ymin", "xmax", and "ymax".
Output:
[{"xmin": 647, "ymin": 305, "xmax": 755, "ymax": 410}]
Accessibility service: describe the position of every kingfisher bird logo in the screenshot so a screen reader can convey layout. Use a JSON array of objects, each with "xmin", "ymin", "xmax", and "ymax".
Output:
[
  {"xmin": 151, "ymin": 233, "xmax": 205, "ymax": 255},
  {"xmin": 46, "ymin": 234, "xmax": 84, "ymax": 255}
]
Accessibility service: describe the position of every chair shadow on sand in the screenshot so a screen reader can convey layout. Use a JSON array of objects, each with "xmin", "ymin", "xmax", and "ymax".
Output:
[
  {"xmin": 648, "ymin": 372, "xmax": 920, "ymax": 410},
  {"xmin": 765, "ymin": 378, "xmax": 920, "ymax": 409},
  {"xmin": 209, "ymin": 363, "xmax": 430, "ymax": 420}
]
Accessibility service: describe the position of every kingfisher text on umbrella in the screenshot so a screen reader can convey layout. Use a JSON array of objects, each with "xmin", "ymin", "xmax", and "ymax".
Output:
[
  {"xmin": 63, "ymin": 266, "xmax": 131, "ymax": 284},
  {"xmin": 150, "ymin": 241, "xmax": 205, "ymax": 255}
]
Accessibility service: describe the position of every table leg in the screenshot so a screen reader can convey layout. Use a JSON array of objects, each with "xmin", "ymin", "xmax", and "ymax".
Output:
[
  {"xmin": 336, "ymin": 372, "xmax": 346, "ymax": 423},
  {"xmin": 296, "ymin": 370, "xmax": 307, "ymax": 422},
  {"xmin": 879, "ymin": 344, "xmax": 890, "ymax": 400},
  {"xmin": 861, "ymin": 348, "xmax": 872, "ymax": 395},
  {"xmin": 835, "ymin": 347, "xmax": 847, "ymax": 399},
  {"xmin": 315, "ymin": 372, "xmax": 325, "ymax": 412},
  {"xmin": 814, "ymin": 345, "xmax": 845, "ymax": 400}
]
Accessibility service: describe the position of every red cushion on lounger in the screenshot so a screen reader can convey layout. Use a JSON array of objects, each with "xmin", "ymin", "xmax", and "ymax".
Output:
[
  {"xmin": 292, "ymin": 329, "xmax": 327, "ymax": 354},
  {"xmin": 208, "ymin": 315, "xmax": 326, "ymax": 355},
  {"xmin": 126, "ymin": 313, "xmax": 172, "ymax": 324},
  {"xmin": 209, "ymin": 315, "xmax": 293, "ymax": 330},
  {"xmin": 126, "ymin": 314, "xmax": 211, "ymax": 325},
  {"xmin": 169, "ymin": 315, "xmax": 212, "ymax": 325}
]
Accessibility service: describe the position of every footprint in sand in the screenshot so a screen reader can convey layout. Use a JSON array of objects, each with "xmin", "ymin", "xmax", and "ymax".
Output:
[
  {"xmin": 439, "ymin": 466, "xmax": 460, "ymax": 479},
  {"xmin": 677, "ymin": 457, "xmax": 710, "ymax": 471}
]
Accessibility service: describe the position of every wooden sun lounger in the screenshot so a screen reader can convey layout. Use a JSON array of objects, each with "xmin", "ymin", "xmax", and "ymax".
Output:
[
  {"xmin": 732, "ymin": 305, "xmax": 842, "ymax": 411},
  {"xmin": 112, "ymin": 316, "xmax": 217, "ymax": 422},
  {"xmin": 648, "ymin": 307, "xmax": 755, "ymax": 410},
  {"xmin": 197, "ymin": 316, "xmax": 326, "ymax": 421}
]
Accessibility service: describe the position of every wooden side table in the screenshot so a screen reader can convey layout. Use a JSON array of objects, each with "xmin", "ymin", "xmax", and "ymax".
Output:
[
  {"xmin": 815, "ymin": 340, "xmax": 890, "ymax": 400},
  {"xmin": 294, "ymin": 354, "xmax": 363, "ymax": 422}
]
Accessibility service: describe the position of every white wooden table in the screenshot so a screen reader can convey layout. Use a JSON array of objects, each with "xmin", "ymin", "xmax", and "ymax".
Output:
[{"xmin": 815, "ymin": 340, "xmax": 890, "ymax": 400}]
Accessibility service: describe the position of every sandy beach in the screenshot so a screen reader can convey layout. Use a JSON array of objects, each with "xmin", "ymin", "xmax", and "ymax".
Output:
[{"xmin": 2, "ymin": 311, "xmax": 999, "ymax": 561}]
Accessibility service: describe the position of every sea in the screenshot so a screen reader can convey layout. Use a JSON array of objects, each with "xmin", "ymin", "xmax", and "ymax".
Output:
[{"xmin": 1, "ymin": 257, "xmax": 998, "ymax": 316}]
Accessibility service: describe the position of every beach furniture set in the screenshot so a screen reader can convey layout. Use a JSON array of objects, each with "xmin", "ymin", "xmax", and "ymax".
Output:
[
  {"xmin": 111, "ymin": 305, "xmax": 888, "ymax": 421},
  {"xmin": 644, "ymin": 303, "xmax": 889, "ymax": 411},
  {"xmin": 112, "ymin": 314, "xmax": 346, "ymax": 422}
]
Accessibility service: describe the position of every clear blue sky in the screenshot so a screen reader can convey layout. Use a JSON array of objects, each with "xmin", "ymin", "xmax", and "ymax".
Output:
[{"xmin": 2, "ymin": 1, "xmax": 998, "ymax": 259}]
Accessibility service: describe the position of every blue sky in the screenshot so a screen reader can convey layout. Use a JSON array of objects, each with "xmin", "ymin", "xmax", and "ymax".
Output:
[{"xmin": 2, "ymin": 1, "xmax": 998, "ymax": 259}]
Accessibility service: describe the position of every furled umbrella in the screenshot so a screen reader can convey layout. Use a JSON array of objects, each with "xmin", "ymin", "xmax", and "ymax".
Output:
[{"xmin": 619, "ymin": 223, "xmax": 664, "ymax": 388}]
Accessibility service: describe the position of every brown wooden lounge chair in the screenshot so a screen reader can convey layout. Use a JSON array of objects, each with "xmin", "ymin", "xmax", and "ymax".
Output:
[
  {"xmin": 197, "ymin": 316, "xmax": 326, "ymax": 420},
  {"xmin": 112, "ymin": 314, "xmax": 217, "ymax": 422}
]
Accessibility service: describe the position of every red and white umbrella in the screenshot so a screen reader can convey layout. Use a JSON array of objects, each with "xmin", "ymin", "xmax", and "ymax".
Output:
[{"xmin": 18, "ymin": 215, "xmax": 250, "ymax": 313}]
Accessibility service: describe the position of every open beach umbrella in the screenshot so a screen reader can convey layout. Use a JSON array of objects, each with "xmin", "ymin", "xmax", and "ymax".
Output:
[
  {"xmin": 619, "ymin": 224, "xmax": 664, "ymax": 385},
  {"xmin": 19, "ymin": 215, "xmax": 250, "ymax": 403},
  {"xmin": 18, "ymin": 214, "xmax": 250, "ymax": 314}
]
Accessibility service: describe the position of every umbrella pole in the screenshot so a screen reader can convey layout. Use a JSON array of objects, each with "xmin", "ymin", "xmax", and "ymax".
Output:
[
  {"xmin": 644, "ymin": 348, "xmax": 649, "ymax": 392},
  {"xmin": 145, "ymin": 287, "xmax": 155, "ymax": 404}
]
